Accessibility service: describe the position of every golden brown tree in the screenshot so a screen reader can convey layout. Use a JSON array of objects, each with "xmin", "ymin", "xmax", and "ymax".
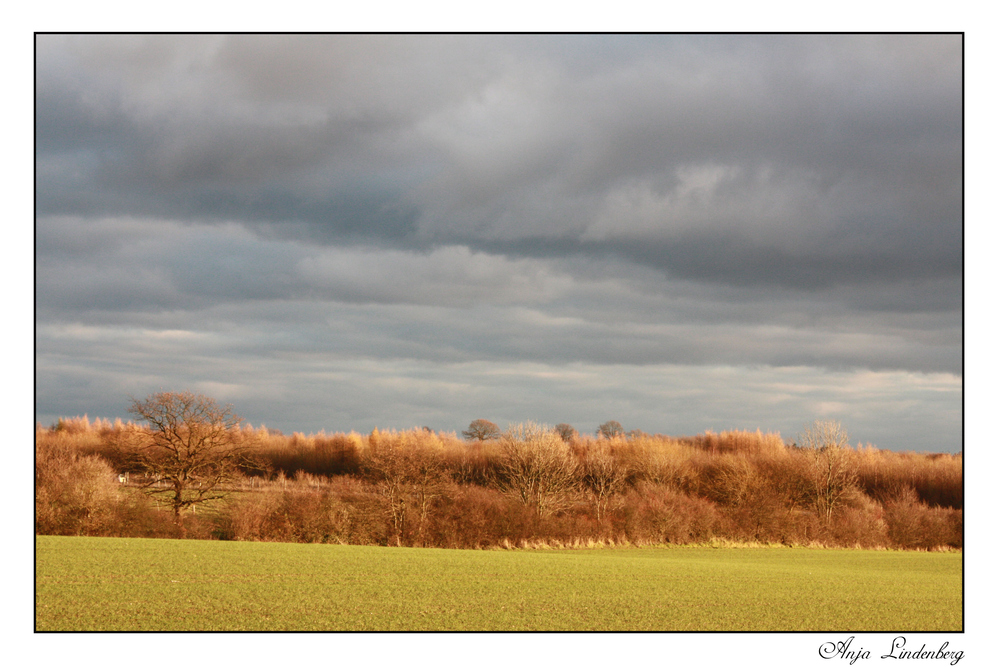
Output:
[
  {"xmin": 362, "ymin": 429, "xmax": 447, "ymax": 546},
  {"xmin": 579, "ymin": 445, "xmax": 629, "ymax": 522},
  {"xmin": 495, "ymin": 423, "xmax": 578, "ymax": 517},
  {"xmin": 799, "ymin": 420, "xmax": 859, "ymax": 524}
]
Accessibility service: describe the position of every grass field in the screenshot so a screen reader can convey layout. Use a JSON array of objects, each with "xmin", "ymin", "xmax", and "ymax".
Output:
[{"xmin": 35, "ymin": 536, "xmax": 962, "ymax": 631}]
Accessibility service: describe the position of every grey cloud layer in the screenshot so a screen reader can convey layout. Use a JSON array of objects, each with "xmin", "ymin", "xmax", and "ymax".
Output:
[
  {"xmin": 35, "ymin": 34, "xmax": 962, "ymax": 450},
  {"xmin": 37, "ymin": 35, "xmax": 961, "ymax": 284},
  {"xmin": 36, "ymin": 214, "xmax": 959, "ymax": 374}
]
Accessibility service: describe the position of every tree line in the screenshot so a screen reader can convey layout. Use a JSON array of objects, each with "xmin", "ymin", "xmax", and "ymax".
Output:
[{"xmin": 36, "ymin": 392, "xmax": 962, "ymax": 550}]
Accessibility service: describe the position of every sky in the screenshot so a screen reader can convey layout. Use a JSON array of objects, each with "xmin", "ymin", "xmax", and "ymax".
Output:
[{"xmin": 34, "ymin": 34, "xmax": 963, "ymax": 452}]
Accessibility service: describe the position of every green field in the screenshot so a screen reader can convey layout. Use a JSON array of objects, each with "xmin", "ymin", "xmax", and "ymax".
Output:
[{"xmin": 35, "ymin": 536, "xmax": 961, "ymax": 631}]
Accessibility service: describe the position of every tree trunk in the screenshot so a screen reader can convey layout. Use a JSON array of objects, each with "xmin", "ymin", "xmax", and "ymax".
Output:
[{"xmin": 173, "ymin": 482, "xmax": 187, "ymax": 537}]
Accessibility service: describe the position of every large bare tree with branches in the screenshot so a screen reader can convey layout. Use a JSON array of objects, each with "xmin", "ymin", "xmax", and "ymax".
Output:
[{"xmin": 116, "ymin": 392, "xmax": 258, "ymax": 527}]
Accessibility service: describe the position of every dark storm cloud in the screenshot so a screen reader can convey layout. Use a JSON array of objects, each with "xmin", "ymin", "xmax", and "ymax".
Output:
[
  {"xmin": 36, "ymin": 34, "xmax": 491, "ymax": 237},
  {"xmin": 37, "ymin": 34, "xmax": 961, "ymax": 291},
  {"xmin": 405, "ymin": 34, "xmax": 961, "ymax": 289}
]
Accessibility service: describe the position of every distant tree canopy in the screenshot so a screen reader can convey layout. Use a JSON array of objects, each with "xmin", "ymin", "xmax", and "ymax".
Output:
[
  {"xmin": 554, "ymin": 423, "xmax": 578, "ymax": 442},
  {"xmin": 462, "ymin": 419, "xmax": 501, "ymax": 441},
  {"xmin": 596, "ymin": 420, "xmax": 625, "ymax": 438}
]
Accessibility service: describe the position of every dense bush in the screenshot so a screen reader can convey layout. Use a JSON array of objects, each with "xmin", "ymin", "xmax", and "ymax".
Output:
[
  {"xmin": 36, "ymin": 433, "xmax": 123, "ymax": 535},
  {"xmin": 36, "ymin": 417, "xmax": 963, "ymax": 550},
  {"xmin": 883, "ymin": 486, "xmax": 963, "ymax": 550},
  {"xmin": 619, "ymin": 483, "xmax": 719, "ymax": 544}
]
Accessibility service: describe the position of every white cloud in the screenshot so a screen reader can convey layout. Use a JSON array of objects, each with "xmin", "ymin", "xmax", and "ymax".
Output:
[{"xmin": 296, "ymin": 244, "xmax": 572, "ymax": 307}]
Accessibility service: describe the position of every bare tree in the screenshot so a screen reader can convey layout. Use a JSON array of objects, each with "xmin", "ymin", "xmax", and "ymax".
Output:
[
  {"xmin": 596, "ymin": 420, "xmax": 625, "ymax": 439},
  {"xmin": 362, "ymin": 433, "xmax": 409, "ymax": 545},
  {"xmin": 115, "ymin": 392, "xmax": 258, "ymax": 529},
  {"xmin": 495, "ymin": 423, "xmax": 578, "ymax": 517},
  {"xmin": 554, "ymin": 423, "xmax": 578, "ymax": 443},
  {"xmin": 362, "ymin": 430, "xmax": 446, "ymax": 546},
  {"xmin": 463, "ymin": 419, "xmax": 501, "ymax": 441},
  {"xmin": 799, "ymin": 420, "xmax": 858, "ymax": 524},
  {"xmin": 579, "ymin": 445, "xmax": 629, "ymax": 522}
]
